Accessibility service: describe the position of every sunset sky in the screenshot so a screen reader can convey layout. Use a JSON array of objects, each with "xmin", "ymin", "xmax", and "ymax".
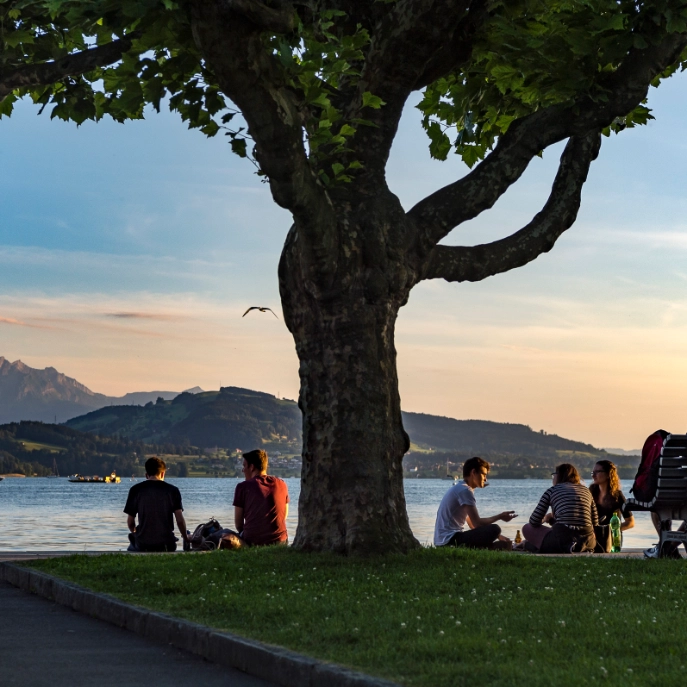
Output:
[{"xmin": 2, "ymin": 71, "xmax": 687, "ymax": 450}]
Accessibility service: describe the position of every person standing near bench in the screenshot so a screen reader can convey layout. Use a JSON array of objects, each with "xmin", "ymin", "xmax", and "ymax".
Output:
[
  {"xmin": 124, "ymin": 457, "xmax": 188, "ymax": 552},
  {"xmin": 434, "ymin": 457, "xmax": 516, "ymax": 550}
]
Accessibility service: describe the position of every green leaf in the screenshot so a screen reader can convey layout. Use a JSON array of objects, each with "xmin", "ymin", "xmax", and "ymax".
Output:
[
  {"xmin": 230, "ymin": 138, "xmax": 248, "ymax": 158},
  {"xmin": 362, "ymin": 91, "xmax": 385, "ymax": 109}
]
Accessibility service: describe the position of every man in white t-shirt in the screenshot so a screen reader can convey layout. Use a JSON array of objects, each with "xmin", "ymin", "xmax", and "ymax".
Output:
[{"xmin": 434, "ymin": 456, "xmax": 516, "ymax": 549}]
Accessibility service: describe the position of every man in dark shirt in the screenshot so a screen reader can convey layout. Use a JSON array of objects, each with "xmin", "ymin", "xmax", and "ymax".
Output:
[
  {"xmin": 227, "ymin": 449, "xmax": 289, "ymax": 548},
  {"xmin": 124, "ymin": 457, "xmax": 188, "ymax": 552}
]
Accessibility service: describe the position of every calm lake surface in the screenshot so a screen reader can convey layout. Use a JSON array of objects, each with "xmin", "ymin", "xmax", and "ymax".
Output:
[{"xmin": 0, "ymin": 477, "xmax": 658, "ymax": 551}]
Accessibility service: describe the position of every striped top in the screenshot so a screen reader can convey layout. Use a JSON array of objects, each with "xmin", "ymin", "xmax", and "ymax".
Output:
[{"xmin": 529, "ymin": 482, "xmax": 599, "ymax": 530}]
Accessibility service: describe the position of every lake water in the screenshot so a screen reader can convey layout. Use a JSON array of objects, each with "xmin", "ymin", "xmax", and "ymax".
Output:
[{"xmin": 0, "ymin": 477, "xmax": 659, "ymax": 551}]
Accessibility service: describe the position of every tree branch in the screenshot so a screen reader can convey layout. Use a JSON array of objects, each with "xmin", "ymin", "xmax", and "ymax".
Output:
[
  {"xmin": 221, "ymin": 0, "xmax": 295, "ymax": 33},
  {"xmin": 408, "ymin": 29, "xmax": 687, "ymax": 247},
  {"xmin": 0, "ymin": 32, "xmax": 139, "ymax": 100},
  {"xmin": 191, "ymin": 1, "xmax": 337, "ymax": 286},
  {"xmin": 344, "ymin": 0, "xmax": 486, "ymax": 177},
  {"xmin": 421, "ymin": 131, "xmax": 601, "ymax": 283},
  {"xmin": 412, "ymin": 0, "xmax": 489, "ymax": 90}
]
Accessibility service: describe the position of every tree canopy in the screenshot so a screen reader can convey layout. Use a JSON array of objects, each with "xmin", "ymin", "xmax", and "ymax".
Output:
[
  {"xmin": 3, "ymin": 0, "xmax": 686, "ymax": 279},
  {"xmin": 3, "ymin": 0, "xmax": 687, "ymax": 553}
]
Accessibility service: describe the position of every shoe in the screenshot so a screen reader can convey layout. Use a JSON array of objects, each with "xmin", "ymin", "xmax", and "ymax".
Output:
[
  {"xmin": 665, "ymin": 545, "xmax": 682, "ymax": 559},
  {"xmin": 644, "ymin": 543, "xmax": 683, "ymax": 559}
]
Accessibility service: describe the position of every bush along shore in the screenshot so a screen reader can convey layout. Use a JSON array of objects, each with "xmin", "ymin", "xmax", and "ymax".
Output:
[{"xmin": 26, "ymin": 547, "xmax": 687, "ymax": 687}]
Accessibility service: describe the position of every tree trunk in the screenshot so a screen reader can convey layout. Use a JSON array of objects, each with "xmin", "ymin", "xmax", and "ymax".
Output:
[{"xmin": 278, "ymin": 215, "xmax": 420, "ymax": 555}]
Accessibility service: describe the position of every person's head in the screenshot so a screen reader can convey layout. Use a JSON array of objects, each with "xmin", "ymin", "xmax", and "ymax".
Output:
[
  {"xmin": 242, "ymin": 449, "xmax": 268, "ymax": 480},
  {"xmin": 552, "ymin": 463, "xmax": 580, "ymax": 486},
  {"xmin": 463, "ymin": 457, "xmax": 490, "ymax": 488},
  {"xmin": 145, "ymin": 456, "xmax": 166, "ymax": 479},
  {"xmin": 591, "ymin": 460, "xmax": 620, "ymax": 496}
]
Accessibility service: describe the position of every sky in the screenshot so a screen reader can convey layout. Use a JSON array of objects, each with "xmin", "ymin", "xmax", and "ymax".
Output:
[{"xmin": 2, "ymin": 71, "xmax": 687, "ymax": 450}]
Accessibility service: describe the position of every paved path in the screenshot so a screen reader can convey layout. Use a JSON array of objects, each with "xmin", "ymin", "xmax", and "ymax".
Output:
[{"xmin": 0, "ymin": 582, "xmax": 274, "ymax": 687}]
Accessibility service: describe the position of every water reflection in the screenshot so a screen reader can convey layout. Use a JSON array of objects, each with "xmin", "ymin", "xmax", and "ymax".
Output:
[{"xmin": 0, "ymin": 477, "xmax": 657, "ymax": 551}]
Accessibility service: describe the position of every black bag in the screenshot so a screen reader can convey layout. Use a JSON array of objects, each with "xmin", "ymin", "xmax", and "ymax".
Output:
[
  {"xmin": 540, "ymin": 524, "xmax": 595, "ymax": 554},
  {"xmin": 594, "ymin": 525, "xmax": 612, "ymax": 554},
  {"xmin": 190, "ymin": 518, "xmax": 222, "ymax": 551}
]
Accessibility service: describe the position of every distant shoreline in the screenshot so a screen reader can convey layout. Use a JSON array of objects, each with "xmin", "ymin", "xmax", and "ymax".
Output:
[{"xmin": 1, "ymin": 474, "xmax": 635, "ymax": 482}]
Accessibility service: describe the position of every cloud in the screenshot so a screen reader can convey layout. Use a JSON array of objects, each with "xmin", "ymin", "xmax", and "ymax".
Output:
[
  {"xmin": 0, "ymin": 316, "xmax": 55, "ymax": 330},
  {"xmin": 105, "ymin": 312, "xmax": 181, "ymax": 321}
]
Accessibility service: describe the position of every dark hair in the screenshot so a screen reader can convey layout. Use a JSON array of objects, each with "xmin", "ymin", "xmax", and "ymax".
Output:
[
  {"xmin": 145, "ymin": 457, "xmax": 166, "ymax": 477},
  {"xmin": 243, "ymin": 449, "xmax": 268, "ymax": 473},
  {"xmin": 554, "ymin": 463, "xmax": 580, "ymax": 484},
  {"xmin": 589, "ymin": 459, "xmax": 621, "ymax": 500},
  {"xmin": 463, "ymin": 456, "xmax": 489, "ymax": 479}
]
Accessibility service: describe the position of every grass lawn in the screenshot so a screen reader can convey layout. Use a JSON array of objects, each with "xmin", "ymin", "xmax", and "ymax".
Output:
[{"xmin": 26, "ymin": 548, "xmax": 687, "ymax": 687}]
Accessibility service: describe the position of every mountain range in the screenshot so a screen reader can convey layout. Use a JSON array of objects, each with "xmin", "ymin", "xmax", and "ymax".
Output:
[
  {"xmin": 0, "ymin": 356, "xmax": 634, "ymax": 461},
  {"xmin": 0, "ymin": 356, "xmax": 201, "ymax": 424},
  {"xmin": 65, "ymin": 386, "xmax": 613, "ymax": 464}
]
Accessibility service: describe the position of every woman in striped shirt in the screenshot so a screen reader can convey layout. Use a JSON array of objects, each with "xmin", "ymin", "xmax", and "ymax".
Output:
[{"xmin": 522, "ymin": 463, "xmax": 598, "ymax": 554}]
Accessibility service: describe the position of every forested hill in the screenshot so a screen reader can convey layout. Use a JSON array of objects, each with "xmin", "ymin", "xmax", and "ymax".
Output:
[
  {"xmin": 66, "ymin": 387, "xmax": 302, "ymax": 450},
  {"xmin": 65, "ymin": 385, "xmax": 608, "ymax": 458},
  {"xmin": 0, "ymin": 388, "xmax": 627, "ymax": 479},
  {"xmin": 402, "ymin": 413, "xmax": 599, "ymax": 457},
  {"xmin": 0, "ymin": 421, "xmax": 152, "ymax": 477}
]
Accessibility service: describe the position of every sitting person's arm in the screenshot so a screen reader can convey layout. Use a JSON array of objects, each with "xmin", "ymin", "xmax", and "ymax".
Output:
[
  {"xmin": 529, "ymin": 491, "xmax": 552, "ymax": 527},
  {"xmin": 619, "ymin": 495, "xmax": 635, "ymax": 531},
  {"xmin": 174, "ymin": 509, "xmax": 188, "ymax": 541},
  {"xmin": 465, "ymin": 505, "xmax": 516, "ymax": 528},
  {"xmin": 621, "ymin": 512, "xmax": 635, "ymax": 531},
  {"xmin": 234, "ymin": 506, "xmax": 244, "ymax": 535},
  {"xmin": 127, "ymin": 514, "xmax": 136, "ymax": 534}
]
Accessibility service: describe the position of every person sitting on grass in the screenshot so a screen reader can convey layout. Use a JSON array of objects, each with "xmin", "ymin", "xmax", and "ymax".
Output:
[
  {"xmin": 220, "ymin": 449, "xmax": 290, "ymax": 549},
  {"xmin": 523, "ymin": 463, "xmax": 598, "ymax": 554},
  {"xmin": 124, "ymin": 457, "xmax": 188, "ymax": 552},
  {"xmin": 433, "ymin": 456, "xmax": 516, "ymax": 550},
  {"xmin": 589, "ymin": 459, "xmax": 634, "ymax": 553}
]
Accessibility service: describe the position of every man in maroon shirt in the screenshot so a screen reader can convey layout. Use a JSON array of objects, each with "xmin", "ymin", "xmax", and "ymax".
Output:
[{"xmin": 228, "ymin": 449, "xmax": 290, "ymax": 547}]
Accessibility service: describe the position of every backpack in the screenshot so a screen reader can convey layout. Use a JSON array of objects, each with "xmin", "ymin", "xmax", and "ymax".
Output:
[
  {"xmin": 630, "ymin": 430, "xmax": 670, "ymax": 503},
  {"xmin": 189, "ymin": 518, "xmax": 222, "ymax": 551}
]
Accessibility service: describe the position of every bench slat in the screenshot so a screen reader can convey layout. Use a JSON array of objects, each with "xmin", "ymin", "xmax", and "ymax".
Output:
[
  {"xmin": 660, "ymin": 457, "xmax": 687, "ymax": 467},
  {"xmin": 661, "ymin": 448, "xmax": 687, "ymax": 458},
  {"xmin": 659, "ymin": 468, "xmax": 687, "ymax": 478}
]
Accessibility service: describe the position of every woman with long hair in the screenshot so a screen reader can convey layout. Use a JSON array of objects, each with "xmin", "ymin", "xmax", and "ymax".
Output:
[
  {"xmin": 589, "ymin": 459, "xmax": 634, "ymax": 553},
  {"xmin": 522, "ymin": 463, "xmax": 598, "ymax": 553}
]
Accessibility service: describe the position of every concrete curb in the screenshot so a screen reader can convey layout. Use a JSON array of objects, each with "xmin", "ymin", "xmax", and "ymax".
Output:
[{"xmin": 0, "ymin": 562, "xmax": 399, "ymax": 687}]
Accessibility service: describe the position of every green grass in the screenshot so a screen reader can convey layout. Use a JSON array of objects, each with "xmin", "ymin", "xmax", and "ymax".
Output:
[
  {"xmin": 25, "ymin": 548, "xmax": 687, "ymax": 687},
  {"xmin": 17, "ymin": 440, "xmax": 66, "ymax": 452}
]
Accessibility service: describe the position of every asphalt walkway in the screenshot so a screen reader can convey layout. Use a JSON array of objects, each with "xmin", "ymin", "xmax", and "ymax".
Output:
[{"xmin": 0, "ymin": 582, "xmax": 274, "ymax": 687}]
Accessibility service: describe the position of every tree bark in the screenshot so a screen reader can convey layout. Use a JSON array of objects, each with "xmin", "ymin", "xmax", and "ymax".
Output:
[{"xmin": 278, "ymin": 198, "xmax": 420, "ymax": 555}]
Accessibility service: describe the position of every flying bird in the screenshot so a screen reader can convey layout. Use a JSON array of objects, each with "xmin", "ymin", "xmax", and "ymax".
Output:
[{"xmin": 242, "ymin": 306, "xmax": 279, "ymax": 319}]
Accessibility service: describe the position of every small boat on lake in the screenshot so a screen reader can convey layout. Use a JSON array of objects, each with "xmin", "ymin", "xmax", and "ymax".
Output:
[{"xmin": 68, "ymin": 471, "xmax": 121, "ymax": 484}]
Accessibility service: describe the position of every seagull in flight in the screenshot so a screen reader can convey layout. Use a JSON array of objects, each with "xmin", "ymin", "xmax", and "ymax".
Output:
[{"xmin": 242, "ymin": 306, "xmax": 279, "ymax": 319}]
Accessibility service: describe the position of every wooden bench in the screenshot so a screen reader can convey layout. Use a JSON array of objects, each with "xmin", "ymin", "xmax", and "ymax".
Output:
[{"xmin": 626, "ymin": 433, "xmax": 687, "ymax": 558}]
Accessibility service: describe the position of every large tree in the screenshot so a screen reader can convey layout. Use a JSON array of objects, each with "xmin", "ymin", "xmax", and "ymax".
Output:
[{"xmin": 2, "ymin": 0, "xmax": 687, "ymax": 553}]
